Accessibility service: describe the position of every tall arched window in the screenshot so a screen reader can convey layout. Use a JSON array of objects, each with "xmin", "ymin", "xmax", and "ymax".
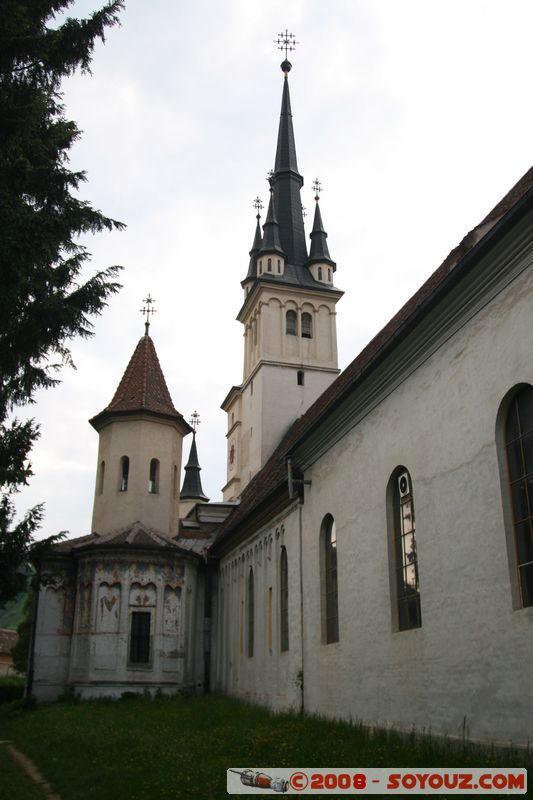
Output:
[
  {"xmin": 120, "ymin": 456, "xmax": 129, "ymax": 492},
  {"xmin": 267, "ymin": 257, "xmax": 272, "ymax": 272},
  {"xmin": 247, "ymin": 568, "xmax": 254, "ymax": 657},
  {"xmin": 148, "ymin": 458, "xmax": 159, "ymax": 494},
  {"xmin": 391, "ymin": 468, "xmax": 421, "ymax": 630},
  {"xmin": 286, "ymin": 309, "xmax": 297, "ymax": 336},
  {"xmin": 301, "ymin": 312, "xmax": 313, "ymax": 339},
  {"xmin": 98, "ymin": 460, "xmax": 105, "ymax": 495},
  {"xmin": 320, "ymin": 514, "xmax": 339, "ymax": 643},
  {"xmin": 318, "ymin": 266, "xmax": 323, "ymax": 281},
  {"xmin": 504, "ymin": 386, "xmax": 533, "ymax": 607},
  {"xmin": 280, "ymin": 547, "xmax": 289, "ymax": 652}
]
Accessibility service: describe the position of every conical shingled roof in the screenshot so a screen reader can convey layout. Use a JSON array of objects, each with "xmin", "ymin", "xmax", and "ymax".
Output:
[{"xmin": 90, "ymin": 335, "xmax": 191, "ymax": 431}]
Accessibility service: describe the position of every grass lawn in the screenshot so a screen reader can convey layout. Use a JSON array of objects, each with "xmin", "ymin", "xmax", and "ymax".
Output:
[{"xmin": 0, "ymin": 694, "xmax": 530, "ymax": 799}]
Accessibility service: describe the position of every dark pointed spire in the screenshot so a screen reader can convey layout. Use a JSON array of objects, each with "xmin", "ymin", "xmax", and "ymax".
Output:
[
  {"xmin": 270, "ymin": 62, "xmax": 307, "ymax": 266},
  {"xmin": 180, "ymin": 433, "xmax": 209, "ymax": 502},
  {"xmin": 259, "ymin": 185, "xmax": 285, "ymax": 257},
  {"xmin": 308, "ymin": 191, "xmax": 336, "ymax": 269},
  {"xmin": 246, "ymin": 198, "xmax": 264, "ymax": 279}
]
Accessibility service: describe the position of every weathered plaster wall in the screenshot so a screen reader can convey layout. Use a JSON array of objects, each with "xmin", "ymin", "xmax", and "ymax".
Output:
[
  {"xmin": 215, "ymin": 506, "xmax": 302, "ymax": 712},
  {"xmin": 298, "ymin": 261, "xmax": 533, "ymax": 743},
  {"xmin": 33, "ymin": 550, "xmax": 202, "ymax": 701}
]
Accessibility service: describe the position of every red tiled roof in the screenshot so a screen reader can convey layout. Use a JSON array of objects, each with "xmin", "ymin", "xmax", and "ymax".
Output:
[
  {"xmin": 90, "ymin": 335, "xmax": 191, "ymax": 429},
  {"xmin": 215, "ymin": 165, "xmax": 533, "ymax": 544}
]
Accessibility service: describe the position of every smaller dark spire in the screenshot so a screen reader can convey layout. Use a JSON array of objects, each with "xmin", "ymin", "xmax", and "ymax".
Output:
[
  {"xmin": 259, "ymin": 185, "xmax": 285, "ymax": 258},
  {"xmin": 245, "ymin": 198, "xmax": 263, "ymax": 279},
  {"xmin": 180, "ymin": 428, "xmax": 209, "ymax": 503},
  {"xmin": 307, "ymin": 182, "xmax": 336, "ymax": 269}
]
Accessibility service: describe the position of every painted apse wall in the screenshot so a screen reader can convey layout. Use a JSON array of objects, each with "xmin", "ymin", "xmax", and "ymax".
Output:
[{"xmin": 32, "ymin": 548, "xmax": 204, "ymax": 700}]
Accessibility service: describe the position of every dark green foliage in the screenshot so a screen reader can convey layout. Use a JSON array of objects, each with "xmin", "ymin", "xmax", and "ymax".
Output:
[
  {"xmin": 10, "ymin": 590, "xmax": 34, "ymax": 673},
  {"xmin": 0, "ymin": 0, "xmax": 124, "ymax": 602},
  {"xmin": 0, "ymin": 675, "xmax": 25, "ymax": 702}
]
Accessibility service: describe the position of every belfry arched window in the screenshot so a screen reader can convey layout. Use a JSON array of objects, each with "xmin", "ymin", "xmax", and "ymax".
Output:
[
  {"xmin": 247, "ymin": 567, "xmax": 254, "ymax": 657},
  {"xmin": 148, "ymin": 458, "xmax": 159, "ymax": 494},
  {"xmin": 120, "ymin": 456, "xmax": 129, "ymax": 492},
  {"xmin": 390, "ymin": 468, "xmax": 421, "ymax": 630},
  {"xmin": 301, "ymin": 312, "xmax": 313, "ymax": 339},
  {"xmin": 286, "ymin": 309, "xmax": 297, "ymax": 336},
  {"xmin": 320, "ymin": 514, "xmax": 339, "ymax": 643},
  {"xmin": 280, "ymin": 547, "xmax": 289, "ymax": 651},
  {"xmin": 503, "ymin": 386, "xmax": 533, "ymax": 607},
  {"xmin": 318, "ymin": 266, "xmax": 323, "ymax": 281},
  {"xmin": 267, "ymin": 257, "xmax": 272, "ymax": 272}
]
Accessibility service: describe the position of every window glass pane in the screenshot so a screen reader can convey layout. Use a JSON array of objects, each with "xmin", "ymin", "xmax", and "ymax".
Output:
[
  {"xmin": 514, "ymin": 520, "xmax": 533, "ymax": 565},
  {"xmin": 507, "ymin": 440, "xmax": 524, "ymax": 483},
  {"xmin": 518, "ymin": 563, "xmax": 533, "ymax": 607},
  {"xmin": 506, "ymin": 399, "xmax": 520, "ymax": 443},
  {"xmin": 522, "ymin": 432, "xmax": 533, "ymax": 476},
  {"xmin": 130, "ymin": 611, "xmax": 150, "ymax": 663},
  {"xmin": 517, "ymin": 388, "xmax": 533, "ymax": 436},
  {"xmin": 511, "ymin": 479, "xmax": 529, "ymax": 523}
]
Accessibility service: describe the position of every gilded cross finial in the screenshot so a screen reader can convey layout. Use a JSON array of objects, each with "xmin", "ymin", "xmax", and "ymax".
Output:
[
  {"xmin": 253, "ymin": 197, "xmax": 263, "ymax": 218},
  {"xmin": 140, "ymin": 294, "xmax": 156, "ymax": 335},
  {"xmin": 189, "ymin": 410, "xmax": 201, "ymax": 432},
  {"xmin": 275, "ymin": 29, "xmax": 299, "ymax": 64},
  {"xmin": 312, "ymin": 178, "xmax": 322, "ymax": 202}
]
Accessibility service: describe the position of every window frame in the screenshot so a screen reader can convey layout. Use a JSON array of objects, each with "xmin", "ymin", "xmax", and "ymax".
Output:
[
  {"xmin": 280, "ymin": 546, "xmax": 289, "ymax": 652},
  {"xmin": 320, "ymin": 514, "xmax": 339, "ymax": 644}
]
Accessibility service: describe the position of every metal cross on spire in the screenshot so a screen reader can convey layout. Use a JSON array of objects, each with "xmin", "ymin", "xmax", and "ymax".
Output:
[
  {"xmin": 274, "ymin": 29, "xmax": 299, "ymax": 61},
  {"xmin": 140, "ymin": 294, "xmax": 157, "ymax": 335},
  {"xmin": 312, "ymin": 178, "xmax": 322, "ymax": 201},
  {"xmin": 253, "ymin": 197, "xmax": 264, "ymax": 218},
  {"xmin": 189, "ymin": 410, "xmax": 201, "ymax": 432}
]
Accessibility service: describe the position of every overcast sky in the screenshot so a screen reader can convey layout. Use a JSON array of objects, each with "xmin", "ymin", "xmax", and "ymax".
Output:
[{"xmin": 15, "ymin": 0, "xmax": 533, "ymax": 542}]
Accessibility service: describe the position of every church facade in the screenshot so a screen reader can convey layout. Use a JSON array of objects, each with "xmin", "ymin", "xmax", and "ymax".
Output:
[{"xmin": 31, "ymin": 57, "xmax": 533, "ymax": 745}]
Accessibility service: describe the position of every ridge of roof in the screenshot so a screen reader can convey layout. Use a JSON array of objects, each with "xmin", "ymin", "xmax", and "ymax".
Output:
[{"xmin": 216, "ymin": 165, "xmax": 533, "ymax": 543}]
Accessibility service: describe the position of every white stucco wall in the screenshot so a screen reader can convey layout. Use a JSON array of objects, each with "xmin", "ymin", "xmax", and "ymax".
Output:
[{"xmin": 298, "ymin": 260, "xmax": 533, "ymax": 743}]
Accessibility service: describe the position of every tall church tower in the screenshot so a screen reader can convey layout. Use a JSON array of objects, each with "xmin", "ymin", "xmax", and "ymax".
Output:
[
  {"xmin": 90, "ymin": 308, "xmax": 192, "ymax": 535},
  {"xmin": 222, "ymin": 53, "xmax": 343, "ymax": 501}
]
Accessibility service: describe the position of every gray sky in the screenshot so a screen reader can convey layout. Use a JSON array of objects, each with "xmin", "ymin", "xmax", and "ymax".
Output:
[{"xmin": 15, "ymin": 0, "xmax": 533, "ymax": 541}]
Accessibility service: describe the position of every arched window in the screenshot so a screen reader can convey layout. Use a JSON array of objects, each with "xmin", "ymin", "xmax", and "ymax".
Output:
[
  {"xmin": 280, "ymin": 547, "xmax": 289, "ymax": 651},
  {"xmin": 267, "ymin": 257, "xmax": 272, "ymax": 272},
  {"xmin": 286, "ymin": 309, "xmax": 297, "ymax": 336},
  {"xmin": 247, "ymin": 567, "xmax": 254, "ymax": 657},
  {"xmin": 120, "ymin": 456, "xmax": 129, "ymax": 492},
  {"xmin": 327, "ymin": 268, "xmax": 331, "ymax": 281},
  {"xmin": 98, "ymin": 460, "xmax": 105, "ymax": 495},
  {"xmin": 504, "ymin": 386, "xmax": 533, "ymax": 607},
  {"xmin": 277, "ymin": 259, "xmax": 281, "ymax": 273},
  {"xmin": 148, "ymin": 458, "xmax": 159, "ymax": 494},
  {"xmin": 259, "ymin": 260, "xmax": 263, "ymax": 274},
  {"xmin": 318, "ymin": 266, "xmax": 323, "ymax": 281},
  {"xmin": 391, "ymin": 468, "xmax": 421, "ymax": 630},
  {"xmin": 320, "ymin": 514, "xmax": 339, "ymax": 643},
  {"xmin": 301, "ymin": 312, "xmax": 313, "ymax": 339},
  {"xmin": 297, "ymin": 370, "xmax": 304, "ymax": 386}
]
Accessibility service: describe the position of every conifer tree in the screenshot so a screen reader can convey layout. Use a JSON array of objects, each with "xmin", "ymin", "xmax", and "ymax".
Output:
[{"xmin": 0, "ymin": 0, "xmax": 125, "ymax": 602}]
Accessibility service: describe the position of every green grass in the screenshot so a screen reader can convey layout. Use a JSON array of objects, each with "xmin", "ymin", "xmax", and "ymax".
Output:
[
  {"xmin": 0, "ymin": 745, "xmax": 45, "ymax": 800},
  {"xmin": 0, "ymin": 694, "xmax": 530, "ymax": 799}
]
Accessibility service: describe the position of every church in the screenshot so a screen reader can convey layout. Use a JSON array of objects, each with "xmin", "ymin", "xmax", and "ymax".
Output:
[{"xmin": 30, "ymin": 49, "xmax": 533, "ymax": 746}]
